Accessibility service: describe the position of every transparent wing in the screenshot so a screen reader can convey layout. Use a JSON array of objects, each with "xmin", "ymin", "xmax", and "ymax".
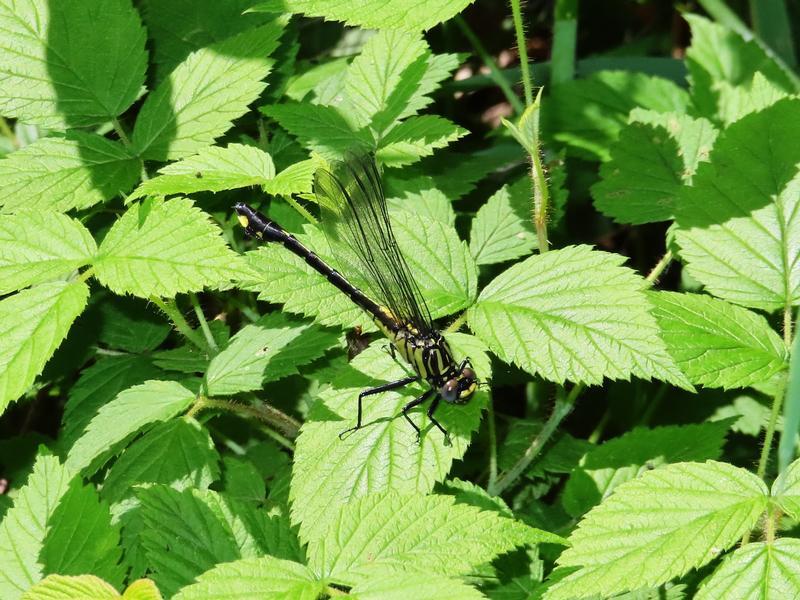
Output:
[{"xmin": 315, "ymin": 154, "xmax": 434, "ymax": 334}]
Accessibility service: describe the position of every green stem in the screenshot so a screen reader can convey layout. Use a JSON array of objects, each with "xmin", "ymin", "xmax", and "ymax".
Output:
[
  {"xmin": 489, "ymin": 384, "xmax": 581, "ymax": 496},
  {"xmin": 487, "ymin": 400, "xmax": 498, "ymax": 491},
  {"xmin": 150, "ymin": 296, "xmax": 209, "ymax": 352},
  {"xmin": 757, "ymin": 378, "xmax": 786, "ymax": 481},
  {"xmin": 285, "ymin": 194, "xmax": 318, "ymax": 225},
  {"xmin": 454, "ymin": 16, "xmax": 525, "ymax": 114},
  {"xmin": 188, "ymin": 396, "xmax": 299, "ymax": 448},
  {"xmin": 530, "ymin": 144, "xmax": 550, "ymax": 253},
  {"xmin": 446, "ymin": 311, "xmax": 468, "ymax": 333},
  {"xmin": 645, "ymin": 250, "xmax": 673, "ymax": 285},
  {"xmin": 111, "ymin": 117, "xmax": 132, "ymax": 147},
  {"xmin": 756, "ymin": 304, "xmax": 793, "ymax": 479},
  {"xmin": 509, "ymin": 0, "xmax": 533, "ymax": 105},
  {"xmin": 190, "ymin": 293, "xmax": 218, "ymax": 355}
]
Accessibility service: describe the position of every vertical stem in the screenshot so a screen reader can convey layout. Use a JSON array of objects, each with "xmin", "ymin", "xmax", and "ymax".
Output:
[
  {"xmin": 112, "ymin": 118, "xmax": 131, "ymax": 147},
  {"xmin": 645, "ymin": 250, "xmax": 673, "ymax": 285},
  {"xmin": 509, "ymin": 0, "xmax": 533, "ymax": 106},
  {"xmin": 151, "ymin": 296, "xmax": 209, "ymax": 352},
  {"xmin": 530, "ymin": 150, "xmax": 550, "ymax": 254},
  {"xmin": 454, "ymin": 16, "xmax": 524, "ymax": 114},
  {"xmin": 489, "ymin": 384, "xmax": 581, "ymax": 496},
  {"xmin": 757, "ymin": 378, "xmax": 786, "ymax": 481},
  {"xmin": 190, "ymin": 292, "xmax": 219, "ymax": 355}
]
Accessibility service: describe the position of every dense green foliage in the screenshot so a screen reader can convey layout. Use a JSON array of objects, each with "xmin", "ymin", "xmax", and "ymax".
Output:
[{"xmin": 0, "ymin": 0, "xmax": 799, "ymax": 598}]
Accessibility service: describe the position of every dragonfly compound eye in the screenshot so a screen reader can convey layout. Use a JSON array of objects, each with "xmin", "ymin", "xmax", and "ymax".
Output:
[{"xmin": 440, "ymin": 379, "xmax": 459, "ymax": 403}]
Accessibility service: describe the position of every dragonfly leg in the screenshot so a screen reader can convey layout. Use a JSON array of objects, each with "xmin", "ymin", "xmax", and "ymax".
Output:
[
  {"xmin": 426, "ymin": 395, "xmax": 450, "ymax": 445},
  {"xmin": 339, "ymin": 375, "xmax": 418, "ymax": 439},
  {"xmin": 402, "ymin": 388, "xmax": 434, "ymax": 443}
]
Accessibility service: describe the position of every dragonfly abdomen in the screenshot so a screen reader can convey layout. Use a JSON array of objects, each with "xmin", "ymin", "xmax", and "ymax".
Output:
[{"xmin": 235, "ymin": 203, "xmax": 397, "ymax": 332}]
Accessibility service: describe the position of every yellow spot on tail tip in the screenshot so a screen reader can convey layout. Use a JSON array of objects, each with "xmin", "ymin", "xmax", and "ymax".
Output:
[{"xmin": 237, "ymin": 215, "xmax": 249, "ymax": 228}]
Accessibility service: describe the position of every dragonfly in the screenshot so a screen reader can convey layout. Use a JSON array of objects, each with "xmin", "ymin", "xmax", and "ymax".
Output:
[{"xmin": 234, "ymin": 154, "xmax": 477, "ymax": 442}]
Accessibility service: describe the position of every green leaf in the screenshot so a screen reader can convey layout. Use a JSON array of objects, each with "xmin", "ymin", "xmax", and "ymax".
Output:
[
  {"xmin": 562, "ymin": 421, "xmax": 731, "ymax": 517},
  {"xmin": 0, "ymin": 281, "xmax": 89, "ymax": 414},
  {"xmin": 129, "ymin": 144, "xmax": 275, "ymax": 200},
  {"xmin": 141, "ymin": 0, "xmax": 272, "ymax": 82},
  {"xmin": 132, "ymin": 22, "xmax": 284, "ymax": 161},
  {"xmin": 137, "ymin": 487, "xmax": 241, "ymax": 598},
  {"xmin": 674, "ymin": 98, "xmax": 800, "ymax": 311},
  {"xmin": 343, "ymin": 30, "xmax": 428, "ymax": 130},
  {"xmin": 694, "ymin": 539, "xmax": 800, "ymax": 600},
  {"xmin": 95, "ymin": 298, "xmax": 171, "ymax": 353},
  {"xmin": 39, "ymin": 479, "xmax": 123, "ymax": 587},
  {"xmin": 710, "ymin": 395, "xmax": 776, "ymax": 437},
  {"xmin": 349, "ymin": 571, "xmax": 485, "ymax": 600},
  {"xmin": 172, "ymin": 556, "xmax": 323, "ymax": 600},
  {"xmin": 0, "ymin": 453, "xmax": 73, "ymax": 599},
  {"xmin": 220, "ymin": 456, "xmax": 265, "ymax": 504},
  {"xmin": 60, "ymin": 355, "xmax": 163, "ymax": 452},
  {"xmin": 469, "ymin": 178, "xmax": 537, "ymax": 265},
  {"xmin": 244, "ymin": 210, "xmax": 477, "ymax": 328},
  {"xmin": 717, "ymin": 72, "xmax": 792, "ymax": 125},
  {"xmin": 205, "ymin": 312, "xmax": 338, "ymax": 396},
  {"xmin": 0, "ymin": 211, "xmax": 96, "ymax": 294},
  {"xmin": 467, "ymin": 245, "xmax": 691, "ymax": 388},
  {"xmin": 262, "ymin": 158, "xmax": 319, "ymax": 197},
  {"xmin": 101, "ymin": 418, "xmax": 220, "ymax": 505},
  {"xmin": 0, "ymin": 133, "xmax": 141, "ymax": 213},
  {"xmin": 21, "ymin": 574, "xmax": 120, "ymax": 600},
  {"xmin": 388, "ymin": 188, "xmax": 455, "ymax": 226},
  {"xmin": 65, "ymin": 379, "xmax": 196, "ymax": 474},
  {"xmin": 629, "ymin": 110, "xmax": 719, "ymax": 180},
  {"xmin": 502, "ymin": 93, "xmax": 542, "ymax": 157},
  {"xmin": 262, "ymin": 102, "xmax": 371, "ymax": 161},
  {"xmin": 591, "ymin": 123, "xmax": 683, "ymax": 224},
  {"xmin": 338, "ymin": 30, "xmax": 457, "ymax": 136},
  {"xmin": 436, "ymin": 477, "xmax": 513, "ymax": 517},
  {"xmin": 542, "ymin": 70, "xmax": 689, "ymax": 161},
  {"xmin": 771, "ymin": 457, "xmax": 800, "ymax": 520},
  {"xmin": 95, "ymin": 197, "xmax": 246, "ymax": 298},
  {"xmin": 545, "ymin": 461, "xmax": 768, "ymax": 600},
  {"xmin": 0, "ymin": 0, "xmax": 147, "ymax": 128},
  {"xmin": 386, "ymin": 143, "xmax": 523, "ymax": 200},
  {"xmin": 685, "ymin": 14, "xmax": 797, "ymax": 118},
  {"xmin": 376, "ymin": 115, "xmax": 467, "ymax": 167},
  {"xmin": 290, "ymin": 337, "xmax": 489, "ymax": 541},
  {"xmin": 650, "ymin": 292, "xmax": 787, "ymax": 389},
  {"xmin": 249, "ymin": 0, "xmax": 477, "ymax": 32},
  {"xmin": 308, "ymin": 492, "xmax": 564, "ymax": 583}
]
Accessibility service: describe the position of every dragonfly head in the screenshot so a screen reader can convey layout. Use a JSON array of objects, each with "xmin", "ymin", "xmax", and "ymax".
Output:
[{"xmin": 440, "ymin": 362, "xmax": 477, "ymax": 405}]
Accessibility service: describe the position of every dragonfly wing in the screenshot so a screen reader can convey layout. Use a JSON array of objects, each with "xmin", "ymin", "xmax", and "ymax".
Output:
[{"xmin": 315, "ymin": 154, "xmax": 434, "ymax": 334}]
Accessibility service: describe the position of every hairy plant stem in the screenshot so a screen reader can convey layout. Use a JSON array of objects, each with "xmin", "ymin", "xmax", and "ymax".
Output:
[
  {"xmin": 111, "ymin": 117, "xmax": 131, "ymax": 147},
  {"xmin": 509, "ymin": 0, "xmax": 533, "ymax": 105},
  {"xmin": 150, "ymin": 296, "xmax": 209, "ymax": 352},
  {"xmin": 454, "ymin": 16, "xmax": 524, "ymax": 114},
  {"xmin": 754, "ymin": 310, "xmax": 793, "ymax": 483},
  {"xmin": 189, "ymin": 292, "xmax": 219, "ymax": 355},
  {"xmin": 645, "ymin": 250, "xmax": 673, "ymax": 284},
  {"xmin": 530, "ymin": 151, "xmax": 549, "ymax": 254},
  {"xmin": 490, "ymin": 384, "xmax": 580, "ymax": 496},
  {"xmin": 188, "ymin": 396, "xmax": 299, "ymax": 448},
  {"xmin": 446, "ymin": 311, "xmax": 468, "ymax": 333}
]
